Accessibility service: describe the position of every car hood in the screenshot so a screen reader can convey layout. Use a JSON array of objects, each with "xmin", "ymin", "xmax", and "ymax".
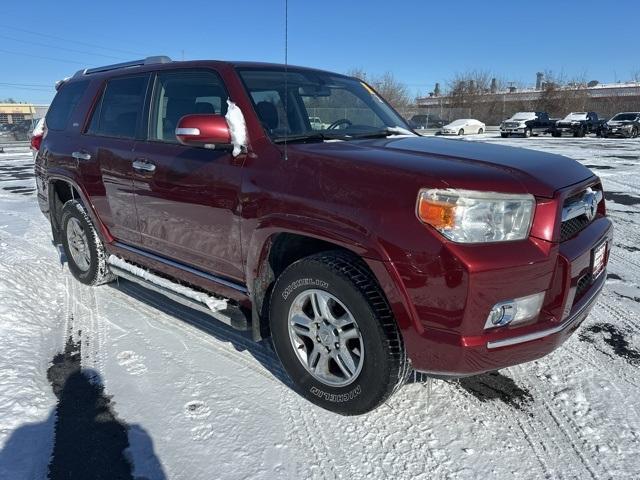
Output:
[{"xmin": 292, "ymin": 136, "xmax": 594, "ymax": 198}]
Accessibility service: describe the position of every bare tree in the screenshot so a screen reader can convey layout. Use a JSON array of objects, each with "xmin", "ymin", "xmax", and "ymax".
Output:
[{"xmin": 346, "ymin": 69, "xmax": 411, "ymax": 111}]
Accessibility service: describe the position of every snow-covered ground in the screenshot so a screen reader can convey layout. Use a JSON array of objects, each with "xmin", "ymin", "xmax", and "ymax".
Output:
[{"xmin": 0, "ymin": 135, "xmax": 638, "ymax": 479}]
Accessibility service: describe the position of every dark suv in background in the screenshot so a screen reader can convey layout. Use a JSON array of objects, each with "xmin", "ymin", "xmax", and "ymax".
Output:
[{"xmin": 37, "ymin": 56, "xmax": 612, "ymax": 414}]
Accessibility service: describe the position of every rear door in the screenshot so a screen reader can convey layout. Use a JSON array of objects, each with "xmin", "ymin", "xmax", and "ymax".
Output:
[
  {"xmin": 131, "ymin": 68, "xmax": 245, "ymax": 282},
  {"xmin": 78, "ymin": 74, "xmax": 151, "ymax": 244}
]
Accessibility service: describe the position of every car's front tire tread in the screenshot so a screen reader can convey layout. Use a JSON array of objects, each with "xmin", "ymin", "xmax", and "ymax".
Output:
[{"xmin": 270, "ymin": 251, "xmax": 409, "ymax": 415}]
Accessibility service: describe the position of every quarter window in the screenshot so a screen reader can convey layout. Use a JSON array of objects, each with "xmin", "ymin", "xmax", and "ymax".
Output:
[
  {"xmin": 46, "ymin": 81, "xmax": 89, "ymax": 131},
  {"xmin": 87, "ymin": 75, "xmax": 149, "ymax": 139},
  {"xmin": 149, "ymin": 70, "xmax": 228, "ymax": 143}
]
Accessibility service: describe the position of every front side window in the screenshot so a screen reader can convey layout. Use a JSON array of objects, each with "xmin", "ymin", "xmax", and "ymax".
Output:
[
  {"xmin": 149, "ymin": 70, "xmax": 228, "ymax": 143},
  {"xmin": 87, "ymin": 75, "xmax": 149, "ymax": 139},
  {"xmin": 238, "ymin": 68, "xmax": 410, "ymax": 141},
  {"xmin": 46, "ymin": 80, "xmax": 89, "ymax": 131}
]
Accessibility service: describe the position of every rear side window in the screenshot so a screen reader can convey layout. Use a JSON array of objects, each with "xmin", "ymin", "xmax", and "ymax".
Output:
[
  {"xmin": 87, "ymin": 75, "xmax": 149, "ymax": 139},
  {"xmin": 46, "ymin": 81, "xmax": 89, "ymax": 131},
  {"xmin": 149, "ymin": 70, "xmax": 228, "ymax": 143}
]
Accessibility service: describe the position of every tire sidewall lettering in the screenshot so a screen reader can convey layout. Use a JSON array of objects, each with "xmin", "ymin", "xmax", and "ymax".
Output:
[
  {"xmin": 281, "ymin": 277, "xmax": 329, "ymax": 300},
  {"xmin": 310, "ymin": 384, "xmax": 362, "ymax": 403}
]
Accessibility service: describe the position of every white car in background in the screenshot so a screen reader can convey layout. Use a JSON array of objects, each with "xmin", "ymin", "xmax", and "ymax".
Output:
[
  {"xmin": 440, "ymin": 118, "xmax": 485, "ymax": 135},
  {"xmin": 308, "ymin": 116, "xmax": 328, "ymax": 130}
]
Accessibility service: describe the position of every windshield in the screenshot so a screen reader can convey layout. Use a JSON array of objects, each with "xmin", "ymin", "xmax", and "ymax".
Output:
[
  {"xmin": 448, "ymin": 119, "xmax": 469, "ymax": 126},
  {"xmin": 511, "ymin": 112, "xmax": 535, "ymax": 120},
  {"xmin": 563, "ymin": 112, "xmax": 587, "ymax": 121},
  {"xmin": 611, "ymin": 113, "xmax": 639, "ymax": 121},
  {"xmin": 237, "ymin": 67, "xmax": 411, "ymax": 141}
]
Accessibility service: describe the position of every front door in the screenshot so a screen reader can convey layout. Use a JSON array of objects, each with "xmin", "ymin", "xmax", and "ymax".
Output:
[{"xmin": 131, "ymin": 69, "xmax": 245, "ymax": 282}]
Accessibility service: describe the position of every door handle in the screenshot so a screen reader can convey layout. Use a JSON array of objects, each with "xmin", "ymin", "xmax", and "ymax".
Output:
[
  {"xmin": 132, "ymin": 159, "xmax": 156, "ymax": 172},
  {"xmin": 71, "ymin": 151, "xmax": 91, "ymax": 161}
]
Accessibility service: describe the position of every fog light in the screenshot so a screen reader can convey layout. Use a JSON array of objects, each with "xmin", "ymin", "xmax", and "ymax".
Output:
[{"xmin": 484, "ymin": 292, "xmax": 545, "ymax": 329}]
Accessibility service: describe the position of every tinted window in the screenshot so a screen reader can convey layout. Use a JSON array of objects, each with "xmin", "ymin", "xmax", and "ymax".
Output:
[
  {"xmin": 46, "ymin": 81, "xmax": 89, "ymax": 131},
  {"xmin": 88, "ymin": 75, "xmax": 149, "ymax": 139},
  {"xmin": 149, "ymin": 70, "xmax": 228, "ymax": 143}
]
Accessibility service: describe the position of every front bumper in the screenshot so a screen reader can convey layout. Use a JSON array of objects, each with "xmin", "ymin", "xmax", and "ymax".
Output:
[
  {"xmin": 500, "ymin": 126, "xmax": 526, "ymax": 134},
  {"xmin": 602, "ymin": 126, "xmax": 634, "ymax": 137},
  {"xmin": 370, "ymin": 212, "xmax": 613, "ymax": 376}
]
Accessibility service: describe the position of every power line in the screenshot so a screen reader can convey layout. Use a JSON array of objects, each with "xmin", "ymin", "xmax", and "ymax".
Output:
[
  {"xmin": 0, "ymin": 81, "xmax": 52, "ymax": 87},
  {"xmin": 0, "ymin": 33, "xmax": 128, "ymax": 61},
  {"xmin": 0, "ymin": 48, "xmax": 92, "ymax": 66},
  {"xmin": 0, "ymin": 24, "xmax": 150, "ymax": 57},
  {"xmin": 0, "ymin": 82, "xmax": 53, "ymax": 92}
]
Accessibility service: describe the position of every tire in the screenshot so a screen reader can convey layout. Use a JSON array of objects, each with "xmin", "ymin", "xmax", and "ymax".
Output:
[
  {"xmin": 524, "ymin": 128, "xmax": 532, "ymax": 138},
  {"xmin": 60, "ymin": 200, "xmax": 115, "ymax": 286},
  {"xmin": 269, "ymin": 251, "xmax": 409, "ymax": 415},
  {"xmin": 478, "ymin": 128, "xmax": 484, "ymax": 134},
  {"xmin": 458, "ymin": 129, "xmax": 464, "ymax": 136},
  {"xmin": 500, "ymin": 132, "xmax": 508, "ymax": 138},
  {"xmin": 632, "ymin": 127, "xmax": 638, "ymax": 138},
  {"xmin": 552, "ymin": 131, "xmax": 561, "ymax": 137}
]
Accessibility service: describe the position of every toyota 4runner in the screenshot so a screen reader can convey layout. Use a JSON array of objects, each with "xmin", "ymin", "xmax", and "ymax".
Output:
[{"xmin": 36, "ymin": 57, "xmax": 613, "ymax": 415}]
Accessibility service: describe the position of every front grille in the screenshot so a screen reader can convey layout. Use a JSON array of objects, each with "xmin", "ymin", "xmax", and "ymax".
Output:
[
  {"xmin": 575, "ymin": 273, "xmax": 593, "ymax": 300},
  {"xmin": 560, "ymin": 214, "xmax": 591, "ymax": 242}
]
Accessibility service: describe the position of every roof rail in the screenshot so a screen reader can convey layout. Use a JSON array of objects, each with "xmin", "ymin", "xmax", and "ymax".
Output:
[{"xmin": 73, "ymin": 55, "xmax": 172, "ymax": 77}]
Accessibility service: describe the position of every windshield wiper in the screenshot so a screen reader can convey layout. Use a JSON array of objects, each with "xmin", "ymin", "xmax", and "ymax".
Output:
[
  {"xmin": 273, "ymin": 133, "xmax": 340, "ymax": 144},
  {"xmin": 343, "ymin": 127, "xmax": 414, "ymax": 140}
]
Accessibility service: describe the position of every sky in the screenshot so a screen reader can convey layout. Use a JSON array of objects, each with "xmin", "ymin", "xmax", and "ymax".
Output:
[{"xmin": 1, "ymin": 0, "xmax": 639, "ymax": 104}]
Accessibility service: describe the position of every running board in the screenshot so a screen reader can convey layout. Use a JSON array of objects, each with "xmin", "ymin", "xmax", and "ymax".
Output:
[{"xmin": 108, "ymin": 257, "xmax": 249, "ymax": 331}]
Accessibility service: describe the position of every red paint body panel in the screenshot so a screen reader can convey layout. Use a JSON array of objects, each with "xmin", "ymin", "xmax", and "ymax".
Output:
[{"xmin": 36, "ymin": 60, "xmax": 614, "ymax": 377}]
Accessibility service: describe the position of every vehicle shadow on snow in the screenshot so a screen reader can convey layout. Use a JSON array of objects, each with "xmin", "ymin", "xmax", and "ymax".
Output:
[
  {"xmin": 0, "ymin": 336, "xmax": 166, "ymax": 480},
  {"xmin": 110, "ymin": 279, "xmax": 292, "ymax": 387},
  {"xmin": 406, "ymin": 370, "xmax": 533, "ymax": 411}
]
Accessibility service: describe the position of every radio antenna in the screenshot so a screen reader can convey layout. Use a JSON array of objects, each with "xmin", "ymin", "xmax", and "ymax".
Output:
[{"xmin": 283, "ymin": 0, "xmax": 289, "ymax": 160}]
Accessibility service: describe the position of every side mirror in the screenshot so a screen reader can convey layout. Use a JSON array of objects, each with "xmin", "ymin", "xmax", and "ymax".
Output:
[{"xmin": 175, "ymin": 114, "xmax": 231, "ymax": 148}]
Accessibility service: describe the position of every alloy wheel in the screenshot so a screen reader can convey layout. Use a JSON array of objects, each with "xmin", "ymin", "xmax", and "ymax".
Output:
[
  {"xmin": 66, "ymin": 217, "xmax": 91, "ymax": 271},
  {"xmin": 287, "ymin": 289, "xmax": 364, "ymax": 387}
]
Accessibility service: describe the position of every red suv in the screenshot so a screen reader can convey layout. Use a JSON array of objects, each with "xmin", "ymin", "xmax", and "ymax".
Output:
[{"xmin": 36, "ymin": 57, "xmax": 612, "ymax": 415}]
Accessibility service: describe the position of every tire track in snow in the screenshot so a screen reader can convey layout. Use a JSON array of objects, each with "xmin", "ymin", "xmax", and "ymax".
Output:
[
  {"xmin": 453, "ymin": 384, "xmax": 556, "ymax": 478},
  {"xmin": 278, "ymin": 389, "xmax": 339, "ymax": 480}
]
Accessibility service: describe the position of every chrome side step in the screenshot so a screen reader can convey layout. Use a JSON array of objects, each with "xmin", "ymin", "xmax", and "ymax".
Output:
[{"xmin": 108, "ymin": 259, "xmax": 249, "ymax": 331}]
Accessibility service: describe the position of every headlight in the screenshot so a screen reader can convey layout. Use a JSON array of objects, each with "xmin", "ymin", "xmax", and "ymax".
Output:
[{"xmin": 416, "ymin": 189, "xmax": 535, "ymax": 243}]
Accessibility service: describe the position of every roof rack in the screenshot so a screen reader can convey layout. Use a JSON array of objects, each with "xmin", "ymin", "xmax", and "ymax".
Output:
[{"xmin": 73, "ymin": 55, "xmax": 172, "ymax": 77}]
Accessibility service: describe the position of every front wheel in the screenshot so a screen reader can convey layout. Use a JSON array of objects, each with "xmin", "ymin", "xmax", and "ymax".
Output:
[
  {"xmin": 270, "ymin": 252, "xmax": 408, "ymax": 415},
  {"xmin": 524, "ymin": 128, "xmax": 532, "ymax": 138},
  {"xmin": 631, "ymin": 127, "xmax": 639, "ymax": 138},
  {"xmin": 500, "ymin": 132, "xmax": 508, "ymax": 138},
  {"xmin": 458, "ymin": 129, "xmax": 464, "ymax": 136},
  {"xmin": 60, "ymin": 200, "xmax": 115, "ymax": 286},
  {"xmin": 478, "ymin": 128, "xmax": 484, "ymax": 134}
]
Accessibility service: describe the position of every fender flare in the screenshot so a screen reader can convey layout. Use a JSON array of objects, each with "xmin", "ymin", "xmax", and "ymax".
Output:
[
  {"xmin": 244, "ymin": 216, "xmax": 420, "ymax": 343},
  {"xmin": 46, "ymin": 172, "xmax": 113, "ymax": 244}
]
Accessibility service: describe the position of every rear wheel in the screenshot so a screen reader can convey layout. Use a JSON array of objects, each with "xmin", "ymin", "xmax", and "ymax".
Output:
[
  {"xmin": 60, "ymin": 200, "xmax": 115, "ymax": 286},
  {"xmin": 269, "ymin": 251, "xmax": 408, "ymax": 415},
  {"xmin": 631, "ymin": 127, "xmax": 639, "ymax": 138}
]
